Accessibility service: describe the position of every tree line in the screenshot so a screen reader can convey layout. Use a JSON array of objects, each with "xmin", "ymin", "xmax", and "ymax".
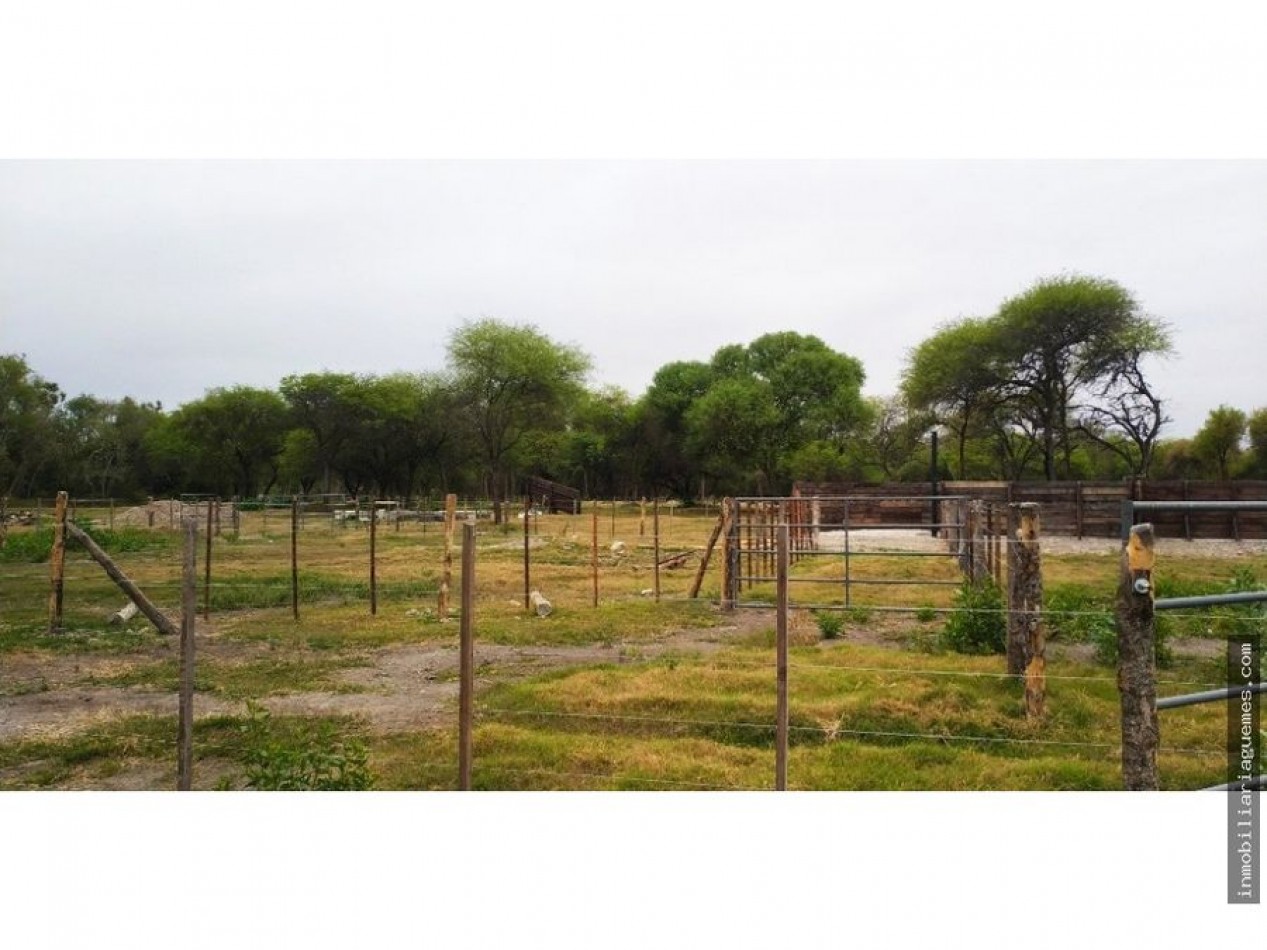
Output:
[{"xmin": 3, "ymin": 276, "xmax": 1265, "ymax": 512}]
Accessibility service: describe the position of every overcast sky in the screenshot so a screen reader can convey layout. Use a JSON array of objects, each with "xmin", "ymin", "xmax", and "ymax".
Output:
[{"xmin": 1, "ymin": 159, "xmax": 1261, "ymax": 437}]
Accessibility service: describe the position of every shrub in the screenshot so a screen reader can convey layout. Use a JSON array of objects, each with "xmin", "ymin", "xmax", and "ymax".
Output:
[
  {"xmin": 240, "ymin": 702, "xmax": 373, "ymax": 791},
  {"xmin": 813, "ymin": 610, "xmax": 845, "ymax": 639},
  {"xmin": 942, "ymin": 579, "xmax": 1006, "ymax": 655}
]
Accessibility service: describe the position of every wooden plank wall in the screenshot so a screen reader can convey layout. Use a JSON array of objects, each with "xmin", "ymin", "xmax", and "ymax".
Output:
[{"xmin": 792, "ymin": 480, "xmax": 1267, "ymax": 540}]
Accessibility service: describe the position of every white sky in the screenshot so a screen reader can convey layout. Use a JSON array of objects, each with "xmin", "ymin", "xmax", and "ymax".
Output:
[{"xmin": 1, "ymin": 158, "xmax": 1262, "ymax": 437}]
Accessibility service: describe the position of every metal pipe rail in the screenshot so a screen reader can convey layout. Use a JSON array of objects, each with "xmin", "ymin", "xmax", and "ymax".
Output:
[
  {"xmin": 1156, "ymin": 681, "xmax": 1267, "ymax": 711},
  {"xmin": 1155, "ymin": 590, "xmax": 1267, "ymax": 611}
]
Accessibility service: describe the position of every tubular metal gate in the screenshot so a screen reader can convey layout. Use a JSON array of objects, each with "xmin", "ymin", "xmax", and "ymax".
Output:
[{"xmin": 724, "ymin": 495, "xmax": 976, "ymax": 612}]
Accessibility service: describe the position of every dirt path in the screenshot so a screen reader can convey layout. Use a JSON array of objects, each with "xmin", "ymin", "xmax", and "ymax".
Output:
[{"xmin": 0, "ymin": 611, "xmax": 773, "ymax": 742}]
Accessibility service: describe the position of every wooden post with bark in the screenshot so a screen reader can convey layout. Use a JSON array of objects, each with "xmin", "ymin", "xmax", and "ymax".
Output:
[
  {"xmin": 177, "ymin": 516, "xmax": 197, "ymax": 791},
  {"xmin": 458, "ymin": 522, "xmax": 476, "ymax": 790},
  {"xmin": 438, "ymin": 493, "xmax": 457, "ymax": 620},
  {"xmin": 1115, "ymin": 522, "xmax": 1160, "ymax": 790},
  {"xmin": 48, "ymin": 490, "xmax": 68, "ymax": 634},
  {"xmin": 1007, "ymin": 504, "xmax": 1043, "ymax": 687},
  {"xmin": 720, "ymin": 498, "xmax": 737, "ymax": 611}
]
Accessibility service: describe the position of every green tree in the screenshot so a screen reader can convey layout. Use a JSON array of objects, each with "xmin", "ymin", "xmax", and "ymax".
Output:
[
  {"xmin": 0, "ymin": 354, "xmax": 64, "ymax": 496},
  {"xmin": 170, "ymin": 387, "xmax": 289, "ymax": 497},
  {"xmin": 1192, "ymin": 405, "xmax": 1247, "ymax": 481},
  {"xmin": 1246, "ymin": 408, "xmax": 1267, "ymax": 479},
  {"xmin": 447, "ymin": 319, "xmax": 591, "ymax": 522}
]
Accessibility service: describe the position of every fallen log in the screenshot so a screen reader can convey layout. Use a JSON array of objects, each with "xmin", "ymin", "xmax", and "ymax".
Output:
[
  {"xmin": 109, "ymin": 602, "xmax": 140, "ymax": 626},
  {"xmin": 529, "ymin": 589, "xmax": 553, "ymax": 618}
]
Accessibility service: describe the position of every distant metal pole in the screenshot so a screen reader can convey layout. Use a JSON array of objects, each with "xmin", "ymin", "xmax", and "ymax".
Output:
[
  {"xmin": 458, "ymin": 522, "xmax": 476, "ymax": 790},
  {"xmin": 203, "ymin": 498, "xmax": 213, "ymax": 620},
  {"xmin": 591, "ymin": 506, "xmax": 599, "ymax": 608},
  {"xmin": 291, "ymin": 497, "xmax": 300, "ymax": 621},
  {"xmin": 653, "ymin": 498, "xmax": 661, "ymax": 604},
  {"xmin": 775, "ymin": 522, "xmax": 789, "ymax": 791},
  {"xmin": 370, "ymin": 497, "xmax": 378, "ymax": 616},
  {"xmin": 177, "ymin": 515, "xmax": 197, "ymax": 791},
  {"xmin": 523, "ymin": 495, "xmax": 531, "ymax": 613},
  {"xmin": 929, "ymin": 430, "xmax": 940, "ymax": 537}
]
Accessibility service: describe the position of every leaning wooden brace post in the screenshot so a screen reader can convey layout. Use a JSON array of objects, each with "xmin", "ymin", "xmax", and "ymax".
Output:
[
  {"xmin": 48, "ymin": 490, "xmax": 68, "ymax": 634},
  {"xmin": 65, "ymin": 522, "xmax": 179, "ymax": 637},
  {"xmin": 1008, "ymin": 501, "xmax": 1038, "ymax": 678},
  {"xmin": 1115, "ymin": 523, "xmax": 1160, "ymax": 790},
  {"xmin": 689, "ymin": 509, "xmax": 726, "ymax": 599},
  {"xmin": 438, "ymin": 493, "xmax": 457, "ymax": 620},
  {"xmin": 458, "ymin": 522, "xmax": 476, "ymax": 790},
  {"xmin": 177, "ymin": 516, "xmax": 197, "ymax": 791}
]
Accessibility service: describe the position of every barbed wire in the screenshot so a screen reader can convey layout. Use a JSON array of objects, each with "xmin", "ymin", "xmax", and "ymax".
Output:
[{"xmin": 477, "ymin": 706, "xmax": 1225, "ymax": 757}]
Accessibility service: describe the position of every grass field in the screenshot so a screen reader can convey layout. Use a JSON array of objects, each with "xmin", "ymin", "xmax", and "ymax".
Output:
[{"xmin": 1, "ymin": 503, "xmax": 1261, "ymax": 791}]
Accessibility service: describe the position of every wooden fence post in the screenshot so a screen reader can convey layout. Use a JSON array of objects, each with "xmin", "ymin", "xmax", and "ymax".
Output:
[
  {"xmin": 458, "ymin": 522, "xmax": 476, "ymax": 790},
  {"xmin": 775, "ymin": 522, "xmax": 789, "ymax": 791},
  {"xmin": 177, "ymin": 515, "xmax": 197, "ymax": 791},
  {"xmin": 439, "ymin": 493, "xmax": 457, "ymax": 620},
  {"xmin": 720, "ymin": 498, "xmax": 737, "ymax": 611},
  {"xmin": 48, "ymin": 491, "xmax": 68, "ymax": 634},
  {"xmin": 1007, "ymin": 503, "xmax": 1043, "ymax": 683},
  {"xmin": 1116, "ymin": 523, "xmax": 1160, "ymax": 790}
]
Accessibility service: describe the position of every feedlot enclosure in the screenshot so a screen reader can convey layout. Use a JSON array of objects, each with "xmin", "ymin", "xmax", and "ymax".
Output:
[{"xmin": 724, "ymin": 495, "xmax": 978, "ymax": 612}]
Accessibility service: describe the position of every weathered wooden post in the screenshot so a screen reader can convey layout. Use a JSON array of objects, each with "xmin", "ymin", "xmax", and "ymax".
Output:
[
  {"xmin": 720, "ymin": 498, "xmax": 737, "ymax": 611},
  {"xmin": 1007, "ymin": 504, "xmax": 1045, "ymax": 716},
  {"xmin": 48, "ymin": 490, "xmax": 68, "ymax": 634},
  {"xmin": 775, "ymin": 522, "xmax": 789, "ymax": 791},
  {"xmin": 177, "ymin": 515, "xmax": 197, "ymax": 791},
  {"xmin": 458, "ymin": 522, "xmax": 476, "ymax": 790},
  {"xmin": 438, "ymin": 493, "xmax": 457, "ymax": 620},
  {"xmin": 1115, "ymin": 523, "xmax": 1160, "ymax": 790}
]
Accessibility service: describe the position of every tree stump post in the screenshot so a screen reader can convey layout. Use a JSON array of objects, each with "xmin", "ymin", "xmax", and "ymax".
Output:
[
  {"xmin": 48, "ymin": 491, "xmax": 68, "ymax": 634},
  {"xmin": 1007, "ymin": 503, "xmax": 1043, "ymax": 685},
  {"xmin": 1116, "ymin": 523, "xmax": 1160, "ymax": 790}
]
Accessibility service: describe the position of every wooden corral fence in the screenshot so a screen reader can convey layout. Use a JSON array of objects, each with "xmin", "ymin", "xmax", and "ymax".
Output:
[
  {"xmin": 793, "ymin": 480, "xmax": 1267, "ymax": 540},
  {"xmin": 523, "ymin": 476, "xmax": 581, "ymax": 514}
]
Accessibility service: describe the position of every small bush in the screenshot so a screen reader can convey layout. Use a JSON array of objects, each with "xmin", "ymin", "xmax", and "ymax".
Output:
[
  {"xmin": 813, "ymin": 610, "xmax": 845, "ymax": 639},
  {"xmin": 240, "ymin": 702, "xmax": 373, "ymax": 791},
  {"xmin": 915, "ymin": 605, "xmax": 938, "ymax": 624},
  {"xmin": 942, "ymin": 579, "xmax": 1006, "ymax": 655}
]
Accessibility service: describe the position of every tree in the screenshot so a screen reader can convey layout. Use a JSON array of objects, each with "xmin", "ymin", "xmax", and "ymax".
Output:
[
  {"xmin": 279, "ymin": 373, "xmax": 367, "ymax": 494},
  {"xmin": 0, "ymin": 354, "xmax": 63, "ymax": 496},
  {"xmin": 170, "ymin": 387, "xmax": 289, "ymax": 497},
  {"xmin": 901, "ymin": 319, "xmax": 1000, "ymax": 478},
  {"xmin": 1247, "ymin": 408, "xmax": 1267, "ymax": 479},
  {"xmin": 992, "ymin": 275, "xmax": 1170, "ymax": 480},
  {"xmin": 1192, "ymin": 405, "xmax": 1247, "ymax": 481},
  {"xmin": 447, "ymin": 319, "xmax": 591, "ymax": 522}
]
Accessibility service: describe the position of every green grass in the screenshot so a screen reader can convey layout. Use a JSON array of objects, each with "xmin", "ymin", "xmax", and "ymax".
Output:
[{"xmin": 83, "ymin": 653, "xmax": 368, "ymax": 699}]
